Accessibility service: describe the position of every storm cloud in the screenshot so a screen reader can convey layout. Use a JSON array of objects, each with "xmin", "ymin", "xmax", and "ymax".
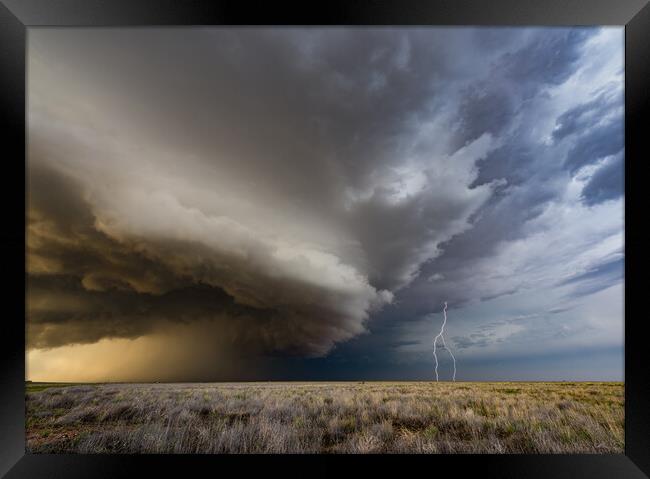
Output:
[{"xmin": 27, "ymin": 27, "xmax": 624, "ymax": 381}]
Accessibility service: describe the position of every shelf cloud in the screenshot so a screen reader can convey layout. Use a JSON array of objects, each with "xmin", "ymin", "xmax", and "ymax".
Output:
[{"xmin": 27, "ymin": 27, "xmax": 624, "ymax": 381}]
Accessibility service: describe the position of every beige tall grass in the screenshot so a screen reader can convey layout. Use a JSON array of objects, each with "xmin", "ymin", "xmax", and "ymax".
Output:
[{"xmin": 26, "ymin": 381, "xmax": 623, "ymax": 454}]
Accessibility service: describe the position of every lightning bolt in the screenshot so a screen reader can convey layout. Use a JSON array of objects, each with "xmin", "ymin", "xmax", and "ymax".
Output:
[{"xmin": 433, "ymin": 301, "xmax": 457, "ymax": 382}]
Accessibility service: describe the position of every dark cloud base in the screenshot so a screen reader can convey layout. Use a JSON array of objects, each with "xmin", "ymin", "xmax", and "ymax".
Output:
[{"xmin": 27, "ymin": 164, "xmax": 380, "ymax": 357}]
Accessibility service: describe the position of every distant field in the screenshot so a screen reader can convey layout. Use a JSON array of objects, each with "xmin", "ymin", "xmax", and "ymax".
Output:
[{"xmin": 25, "ymin": 382, "xmax": 623, "ymax": 453}]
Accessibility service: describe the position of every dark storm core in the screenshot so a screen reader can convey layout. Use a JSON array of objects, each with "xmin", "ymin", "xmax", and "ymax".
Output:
[{"xmin": 26, "ymin": 27, "xmax": 624, "ymax": 381}]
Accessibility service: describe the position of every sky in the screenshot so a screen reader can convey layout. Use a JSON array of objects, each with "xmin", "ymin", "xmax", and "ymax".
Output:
[{"xmin": 26, "ymin": 27, "xmax": 624, "ymax": 382}]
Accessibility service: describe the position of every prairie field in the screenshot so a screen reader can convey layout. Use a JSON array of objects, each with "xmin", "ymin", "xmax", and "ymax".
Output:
[{"xmin": 25, "ymin": 381, "xmax": 623, "ymax": 454}]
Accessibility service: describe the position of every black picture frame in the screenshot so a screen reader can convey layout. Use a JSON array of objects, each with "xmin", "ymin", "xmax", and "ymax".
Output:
[{"xmin": 1, "ymin": 1, "xmax": 648, "ymax": 477}]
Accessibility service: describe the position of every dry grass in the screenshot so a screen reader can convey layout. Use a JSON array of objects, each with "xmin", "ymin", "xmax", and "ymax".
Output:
[{"xmin": 25, "ymin": 381, "xmax": 624, "ymax": 454}]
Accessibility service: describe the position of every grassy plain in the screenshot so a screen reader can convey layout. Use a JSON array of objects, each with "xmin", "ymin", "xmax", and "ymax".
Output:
[{"xmin": 25, "ymin": 381, "xmax": 623, "ymax": 454}]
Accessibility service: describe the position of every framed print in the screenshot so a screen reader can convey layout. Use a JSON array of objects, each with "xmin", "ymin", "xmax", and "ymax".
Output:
[{"xmin": 1, "ymin": 0, "xmax": 648, "ymax": 477}]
